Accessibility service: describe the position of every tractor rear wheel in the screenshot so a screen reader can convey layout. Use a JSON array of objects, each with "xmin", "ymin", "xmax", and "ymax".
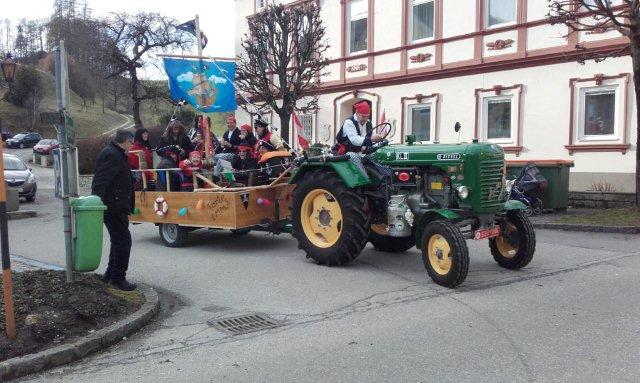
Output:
[
  {"xmin": 291, "ymin": 171, "xmax": 370, "ymax": 266},
  {"xmin": 368, "ymin": 224, "xmax": 415, "ymax": 253},
  {"xmin": 489, "ymin": 210, "xmax": 536, "ymax": 269},
  {"xmin": 421, "ymin": 220, "xmax": 469, "ymax": 288}
]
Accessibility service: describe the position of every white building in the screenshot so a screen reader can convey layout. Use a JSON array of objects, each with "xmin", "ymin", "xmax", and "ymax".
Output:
[{"xmin": 235, "ymin": 0, "xmax": 636, "ymax": 192}]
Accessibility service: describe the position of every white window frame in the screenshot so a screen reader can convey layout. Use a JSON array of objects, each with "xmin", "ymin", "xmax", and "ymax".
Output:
[
  {"xmin": 256, "ymin": 0, "xmax": 265, "ymax": 10},
  {"xmin": 577, "ymin": 85, "xmax": 621, "ymax": 142},
  {"xmin": 485, "ymin": 0, "xmax": 517, "ymax": 29},
  {"xmin": 409, "ymin": 0, "xmax": 435, "ymax": 43},
  {"xmin": 406, "ymin": 102, "xmax": 436, "ymax": 143},
  {"xmin": 295, "ymin": 113, "xmax": 315, "ymax": 147},
  {"xmin": 348, "ymin": 0, "xmax": 368, "ymax": 55},
  {"xmin": 480, "ymin": 94, "xmax": 517, "ymax": 144}
]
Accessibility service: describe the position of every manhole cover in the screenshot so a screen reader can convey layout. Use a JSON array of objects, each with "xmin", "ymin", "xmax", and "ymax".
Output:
[{"xmin": 208, "ymin": 313, "xmax": 284, "ymax": 335}]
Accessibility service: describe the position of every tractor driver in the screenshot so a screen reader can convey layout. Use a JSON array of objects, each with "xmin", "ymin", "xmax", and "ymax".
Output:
[{"xmin": 335, "ymin": 101, "xmax": 383, "ymax": 155}]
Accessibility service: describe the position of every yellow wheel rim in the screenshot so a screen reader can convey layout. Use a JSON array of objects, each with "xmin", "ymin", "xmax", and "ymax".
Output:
[
  {"xmin": 371, "ymin": 223, "xmax": 388, "ymax": 236},
  {"xmin": 495, "ymin": 223, "xmax": 518, "ymax": 258},
  {"xmin": 300, "ymin": 189, "xmax": 343, "ymax": 248},
  {"xmin": 427, "ymin": 234, "xmax": 452, "ymax": 275}
]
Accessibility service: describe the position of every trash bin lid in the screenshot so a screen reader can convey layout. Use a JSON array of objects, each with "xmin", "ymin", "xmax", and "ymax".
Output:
[
  {"xmin": 505, "ymin": 159, "xmax": 574, "ymax": 167},
  {"xmin": 71, "ymin": 195, "xmax": 107, "ymax": 211}
]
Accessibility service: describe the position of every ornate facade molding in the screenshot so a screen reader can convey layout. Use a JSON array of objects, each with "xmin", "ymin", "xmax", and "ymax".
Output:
[{"xmin": 486, "ymin": 39, "xmax": 514, "ymax": 51}]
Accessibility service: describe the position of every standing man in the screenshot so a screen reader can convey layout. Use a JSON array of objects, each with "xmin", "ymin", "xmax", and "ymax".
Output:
[
  {"xmin": 219, "ymin": 116, "xmax": 241, "ymax": 153},
  {"xmin": 91, "ymin": 129, "xmax": 137, "ymax": 291}
]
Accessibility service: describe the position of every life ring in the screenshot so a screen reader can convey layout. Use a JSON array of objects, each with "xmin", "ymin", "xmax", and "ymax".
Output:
[{"xmin": 154, "ymin": 196, "xmax": 169, "ymax": 218}]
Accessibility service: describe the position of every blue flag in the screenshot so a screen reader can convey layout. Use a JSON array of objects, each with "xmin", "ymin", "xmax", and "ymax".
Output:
[{"xmin": 163, "ymin": 58, "xmax": 237, "ymax": 113}]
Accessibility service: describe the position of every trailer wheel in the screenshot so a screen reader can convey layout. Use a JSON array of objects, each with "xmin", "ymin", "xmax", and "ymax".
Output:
[
  {"xmin": 368, "ymin": 224, "xmax": 415, "ymax": 253},
  {"xmin": 291, "ymin": 171, "xmax": 369, "ymax": 266},
  {"xmin": 159, "ymin": 223, "xmax": 188, "ymax": 247},
  {"xmin": 489, "ymin": 210, "xmax": 536, "ymax": 269},
  {"xmin": 421, "ymin": 220, "xmax": 469, "ymax": 288},
  {"xmin": 230, "ymin": 229, "xmax": 251, "ymax": 235}
]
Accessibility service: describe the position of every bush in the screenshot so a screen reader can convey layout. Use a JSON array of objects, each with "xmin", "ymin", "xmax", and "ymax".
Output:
[
  {"xmin": 76, "ymin": 135, "xmax": 112, "ymax": 174},
  {"xmin": 5, "ymin": 65, "xmax": 43, "ymax": 108}
]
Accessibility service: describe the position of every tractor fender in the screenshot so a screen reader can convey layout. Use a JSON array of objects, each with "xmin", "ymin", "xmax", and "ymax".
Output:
[
  {"xmin": 290, "ymin": 161, "xmax": 372, "ymax": 188},
  {"xmin": 504, "ymin": 199, "xmax": 527, "ymax": 211},
  {"xmin": 414, "ymin": 209, "xmax": 462, "ymax": 248}
]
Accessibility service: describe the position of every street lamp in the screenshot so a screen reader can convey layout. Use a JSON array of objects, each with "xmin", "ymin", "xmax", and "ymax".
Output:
[{"xmin": 1, "ymin": 53, "xmax": 16, "ymax": 84}]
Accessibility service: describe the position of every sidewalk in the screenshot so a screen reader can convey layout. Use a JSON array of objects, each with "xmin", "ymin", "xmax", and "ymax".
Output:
[{"xmin": 528, "ymin": 208, "xmax": 640, "ymax": 234}]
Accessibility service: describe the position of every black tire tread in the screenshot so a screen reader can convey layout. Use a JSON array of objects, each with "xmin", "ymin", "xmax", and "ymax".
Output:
[
  {"xmin": 489, "ymin": 210, "xmax": 536, "ymax": 270},
  {"xmin": 291, "ymin": 170, "xmax": 370, "ymax": 266},
  {"xmin": 369, "ymin": 229, "xmax": 415, "ymax": 253},
  {"xmin": 421, "ymin": 220, "xmax": 469, "ymax": 288}
]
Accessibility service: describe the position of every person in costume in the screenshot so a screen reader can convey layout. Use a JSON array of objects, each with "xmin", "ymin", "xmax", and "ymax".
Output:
[
  {"xmin": 254, "ymin": 117, "xmax": 285, "ymax": 152},
  {"xmin": 178, "ymin": 151, "xmax": 204, "ymax": 191},
  {"xmin": 156, "ymin": 145, "xmax": 182, "ymax": 192},
  {"xmin": 128, "ymin": 128, "xmax": 155, "ymax": 190},
  {"xmin": 231, "ymin": 145, "xmax": 259, "ymax": 186},
  {"xmin": 157, "ymin": 120, "xmax": 193, "ymax": 160}
]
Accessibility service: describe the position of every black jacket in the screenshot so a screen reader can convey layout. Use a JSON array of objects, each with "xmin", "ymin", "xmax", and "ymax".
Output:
[
  {"xmin": 336, "ymin": 115, "xmax": 373, "ymax": 153},
  {"xmin": 157, "ymin": 134, "xmax": 194, "ymax": 159},
  {"xmin": 92, "ymin": 142, "xmax": 135, "ymax": 214},
  {"xmin": 221, "ymin": 128, "xmax": 242, "ymax": 153}
]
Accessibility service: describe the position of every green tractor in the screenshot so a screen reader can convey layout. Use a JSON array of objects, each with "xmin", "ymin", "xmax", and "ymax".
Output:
[{"xmin": 290, "ymin": 125, "xmax": 535, "ymax": 288}]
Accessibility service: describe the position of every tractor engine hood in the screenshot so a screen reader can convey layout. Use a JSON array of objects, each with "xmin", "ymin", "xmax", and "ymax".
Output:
[{"xmin": 372, "ymin": 142, "xmax": 504, "ymax": 165}]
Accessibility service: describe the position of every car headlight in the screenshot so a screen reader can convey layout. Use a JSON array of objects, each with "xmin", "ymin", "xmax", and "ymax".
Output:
[
  {"xmin": 456, "ymin": 185, "xmax": 470, "ymax": 199},
  {"xmin": 28, "ymin": 174, "xmax": 36, "ymax": 183}
]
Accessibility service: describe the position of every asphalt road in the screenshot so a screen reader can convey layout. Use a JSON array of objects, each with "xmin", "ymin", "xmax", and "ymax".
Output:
[{"xmin": 4, "ymin": 151, "xmax": 640, "ymax": 382}]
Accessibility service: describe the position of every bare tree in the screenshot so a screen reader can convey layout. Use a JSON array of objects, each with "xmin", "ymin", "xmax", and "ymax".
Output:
[
  {"xmin": 549, "ymin": 0, "xmax": 639, "ymax": 204},
  {"xmin": 101, "ymin": 12, "xmax": 192, "ymax": 127},
  {"xmin": 236, "ymin": 2, "xmax": 329, "ymax": 141}
]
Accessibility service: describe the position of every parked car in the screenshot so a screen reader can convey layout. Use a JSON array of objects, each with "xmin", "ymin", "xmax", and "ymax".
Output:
[
  {"xmin": 33, "ymin": 139, "xmax": 60, "ymax": 155},
  {"xmin": 5, "ymin": 132, "xmax": 43, "ymax": 149},
  {"xmin": 3, "ymin": 153, "xmax": 37, "ymax": 202}
]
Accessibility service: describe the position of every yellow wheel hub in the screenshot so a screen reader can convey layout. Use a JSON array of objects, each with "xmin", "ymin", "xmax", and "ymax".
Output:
[
  {"xmin": 427, "ymin": 234, "xmax": 452, "ymax": 275},
  {"xmin": 300, "ymin": 189, "xmax": 343, "ymax": 248},
  {"xmin": 495, "ymin": 223, "xmax": 518, "ymax": 258}
]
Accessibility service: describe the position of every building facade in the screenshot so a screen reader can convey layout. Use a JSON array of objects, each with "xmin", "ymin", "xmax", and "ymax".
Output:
[{"xmin": 235, "ymin": 0, "xmax": 636, "ymax": 192}]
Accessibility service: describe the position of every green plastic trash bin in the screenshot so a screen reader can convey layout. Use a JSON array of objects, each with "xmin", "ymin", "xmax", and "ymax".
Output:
[
  {"xmin": 70, "ymin": 195, "xmax": 107, "ymax": 272},
  {"xmin": 506, "ymin": 160, "xmax": 574, "ymax": 210}
]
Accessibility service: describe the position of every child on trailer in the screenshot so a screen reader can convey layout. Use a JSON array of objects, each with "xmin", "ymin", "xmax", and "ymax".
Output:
[
  {"xmin": 156, "ymin": 145, "xmax": 182, "ymax": 192},
  {"xmin": 231, "ymin": 145, "xmax": 259, "ymax": 186},
  {"xmin": 178, "ymin": 151, "xmax": 204, "ymax": 191}
]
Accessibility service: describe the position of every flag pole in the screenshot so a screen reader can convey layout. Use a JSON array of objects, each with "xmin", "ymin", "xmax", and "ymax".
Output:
[{"xmin": 195, "ymin": 14, "xmax": 203, "ymax": 58}]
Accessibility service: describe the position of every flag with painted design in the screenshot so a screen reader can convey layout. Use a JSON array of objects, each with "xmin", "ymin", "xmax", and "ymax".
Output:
[
  {"xmin": 293, "ymin": 113, "xmax": 310, "ymax": 149},
  {"xmin": 176, "ymin": 19, "xmax": 208, "ymax": 49}
]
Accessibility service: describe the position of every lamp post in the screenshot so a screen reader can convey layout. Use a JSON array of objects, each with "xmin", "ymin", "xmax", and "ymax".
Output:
[{"xmin": 1, "ymin": 52, "xmax": 17, "ymax": 340}]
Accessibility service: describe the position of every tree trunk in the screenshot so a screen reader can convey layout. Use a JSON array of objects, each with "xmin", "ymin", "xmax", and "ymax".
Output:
[
  {"xmin": 278, "ymin": 111, "xmax": 291, "ymax": 147},
  {"xmin": 130, "ymin": 69, "xmax": 142, "ymax": 127}
]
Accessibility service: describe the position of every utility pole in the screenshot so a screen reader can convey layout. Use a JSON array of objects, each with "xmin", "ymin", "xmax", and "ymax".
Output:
[{"xmin": 54, "ymin": 40, "xmax": 75, "ymax": 283}]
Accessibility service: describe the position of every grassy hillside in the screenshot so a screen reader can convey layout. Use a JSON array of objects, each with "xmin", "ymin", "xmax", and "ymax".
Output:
[{"xmin": 0, "ymin": 67, "xmax": 129, "ymax": 139}]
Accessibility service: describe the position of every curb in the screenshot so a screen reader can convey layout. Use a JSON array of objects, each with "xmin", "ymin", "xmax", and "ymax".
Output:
[
  {"xmin": 532, "ymin": 222, "xmax": 640, "ymax": 234},
  {"xmin": 0, "ymin": 285, "xmax": 159, "ymax": 381},
  {"xmin": 7, "ymin": 211, "xmax": 37, "ymax": 220}
]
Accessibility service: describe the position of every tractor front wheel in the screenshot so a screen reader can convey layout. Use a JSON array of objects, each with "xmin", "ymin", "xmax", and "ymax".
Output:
[
  {"xmin": 291, "ymin": 171, "xmax": 370, "ymax": 266},
  {"xmin": 489, "ymin": 210, "xmax": 536, "ymax": 269},
  {"xmin": 368, "ymin": 224, "xmax": 415, "ymax": 253},
  {"xmin": 421, "ymin": 220, "xmax": 469, "ymax": 288}
]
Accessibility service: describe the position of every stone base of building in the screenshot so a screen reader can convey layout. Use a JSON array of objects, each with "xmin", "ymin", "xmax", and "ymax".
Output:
[{"xmin": 569, "ymin": 191, "xmax": 636, "ymax": 208}]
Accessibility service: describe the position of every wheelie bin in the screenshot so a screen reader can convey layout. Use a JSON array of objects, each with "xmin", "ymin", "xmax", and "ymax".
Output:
[
  {"xmin": 70, "ymin": 195, "xmax": 107, "ymax": 272},
  {"xmin": 506, "ymin": 160, "xmax": 574, "ymax": 210}
]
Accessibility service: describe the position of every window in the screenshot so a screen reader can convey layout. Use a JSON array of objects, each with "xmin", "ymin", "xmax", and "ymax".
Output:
[
  {"xmin": 410, "ymin": 0, "xmax": 435, "ymax": 42},
  {"xmin": 579, "ymin": 87, "xmax": 618, "ymax": 140},
  {"xmin": 256, "ymin": 0, "xmax": 265, "ymax": 10},
  {"xmin": 486, "ymin": 0, "xmax": 516, "ymax": 28},
  {"xmin": 486, "ymin": 99, "xmax": 511, "ymax": 139},
  {"xmin": 480, "ymin": 94, "xmax": 516, "ymax": 144},
  {"xmin": 409, "ymin": 105, "xmax": 432, "ymax": 141},
  {"xmin": 348, "ymin": 0, "xmax": 368, "ymax": 54},
  {"xmin": 298, "ymin": 114, "xmax": 314, "ymax": 144}
]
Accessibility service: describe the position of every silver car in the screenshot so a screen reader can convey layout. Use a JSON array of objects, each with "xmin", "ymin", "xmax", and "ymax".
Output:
[{"xmin": 3, "ymin": 154, "xmax": 37, "ymax": 202}]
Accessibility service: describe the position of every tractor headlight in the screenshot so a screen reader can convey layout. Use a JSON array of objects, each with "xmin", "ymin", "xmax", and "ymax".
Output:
[
  {"xmin": 505, "ymin": 179, "xmax": 515, "ymax": 194},
  {"xmin": 457, "ymin": 186, "xmax": 470, "ymax": 199}
]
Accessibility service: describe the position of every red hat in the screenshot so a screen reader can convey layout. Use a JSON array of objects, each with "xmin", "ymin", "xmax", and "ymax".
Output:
[
  {"xmin": 354, "ymin": 101, "xmax": 371, "ymax": 116},
  {"xmin": 237, "ymin": 145, "xmax": 254, "ymax": 152},
  {"xmin": 226, "ymin": 115, "xmax": 237, "ymax": 124},
  {"xmin": 240, "ymin": 124, "xmax": 253, "ymax": 133}
]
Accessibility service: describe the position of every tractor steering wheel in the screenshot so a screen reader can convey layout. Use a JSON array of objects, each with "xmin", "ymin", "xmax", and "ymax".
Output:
[{"xmin": 367, "ymin": 122, "xmax": 393, "ymax": 141}]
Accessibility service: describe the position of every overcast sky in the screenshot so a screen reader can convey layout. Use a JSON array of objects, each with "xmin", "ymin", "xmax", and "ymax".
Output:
[{"xmin": 4, "ymin": 0, "xmax": 236, "ymax": 78}]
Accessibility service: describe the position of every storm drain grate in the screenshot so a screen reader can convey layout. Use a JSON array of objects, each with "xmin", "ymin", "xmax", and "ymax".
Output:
[{"xmin": 208, "ymin": 313, "xmax": 284, "ymax": 335}]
